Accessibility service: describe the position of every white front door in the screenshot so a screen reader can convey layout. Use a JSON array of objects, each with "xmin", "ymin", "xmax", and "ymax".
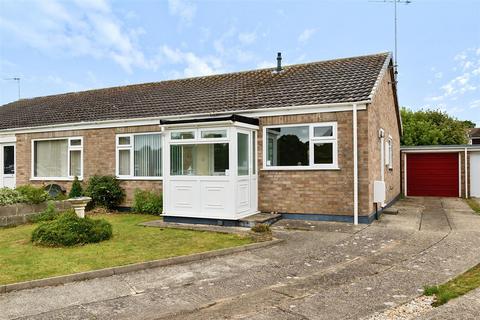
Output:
[
  {"xmin": 471, "ymin": 152, "xmax": 480, "ymax": 198},
  {"xmin": 0, "ymin": 144, "xmax": 16, "ymax": 189}
]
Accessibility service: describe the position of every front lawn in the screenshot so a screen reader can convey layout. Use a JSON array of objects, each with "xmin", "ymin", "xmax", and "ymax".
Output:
[
  {"xmin": 465, "ymin": 198, "xmax": 480, "ymax": 214},
  {"xmin": 0, "ymin": 214, "xmax": 253, "ymax": 285}
]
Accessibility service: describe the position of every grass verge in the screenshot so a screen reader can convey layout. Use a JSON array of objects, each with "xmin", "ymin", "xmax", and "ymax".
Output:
[
  {"xmin": 465, "ymin": 198, "xmax": 480, "ymax": 214},
  {"xmin": 424, "ymin": 263, "xmax": 480, "ymax": 306},
  {"xmin": 0, "ymin": 214, "xmax": 254, "ymax": 285}
]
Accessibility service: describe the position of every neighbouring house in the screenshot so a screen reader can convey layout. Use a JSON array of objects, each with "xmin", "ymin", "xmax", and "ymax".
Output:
[
  {"xmin": 0, "ymin": 52, "xmax": 402, "ymax": 224},
  {"xmin": 470, "ymin": 128, "xmax": 480, "ymax": 145}
]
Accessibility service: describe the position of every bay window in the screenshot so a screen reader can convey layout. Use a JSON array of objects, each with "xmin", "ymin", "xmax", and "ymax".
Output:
[
  {"xmin": 116, "ymin": 133, "xmax": 162, "ymax": 179},
  {"xmin": 264, "ymin": 122, "xmax": 338, "ymax": 169},
  {"xmin": 33, "ymin": 137, "xmax": 83, "ymax": 179}
]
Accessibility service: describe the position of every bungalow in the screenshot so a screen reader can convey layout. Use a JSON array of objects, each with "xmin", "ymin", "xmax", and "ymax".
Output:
[{"xmin": 0, "ymin": 52, "xmax": 401, "ymax": 225}]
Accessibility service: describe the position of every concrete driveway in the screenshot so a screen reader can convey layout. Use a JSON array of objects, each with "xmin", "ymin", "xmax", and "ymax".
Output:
[{"xmin": 1, "ymin": 197, "xmax": 480, "ymax": 320}]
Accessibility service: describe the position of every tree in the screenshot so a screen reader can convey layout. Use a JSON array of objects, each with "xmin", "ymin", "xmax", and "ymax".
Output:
[{"xmin": 401, "ymin": 108, "xmax": 472, "ymax": 146}]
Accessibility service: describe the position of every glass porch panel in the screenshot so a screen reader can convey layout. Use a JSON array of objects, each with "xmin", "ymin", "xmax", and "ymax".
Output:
[
  {"xmin": 3, "ymin": 146, "xmax": 14, "ymax": 175},
  {"xmin": 170, "ymin": 143, "xmax": 229, "ymax": 176},
  {"xmin": 237, "ymin": 133, "xmax": 249, "ymax": 175}
]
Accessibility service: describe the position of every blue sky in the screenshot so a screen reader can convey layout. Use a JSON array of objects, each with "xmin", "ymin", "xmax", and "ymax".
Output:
[{"xmin": 1, "ymin": 0, "xmax": 479, "ymax": 125}]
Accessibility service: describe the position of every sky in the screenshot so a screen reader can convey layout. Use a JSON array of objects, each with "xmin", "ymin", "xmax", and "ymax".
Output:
[{"xmin": 0, "ymin": 0, "xmax": 479, "ymax": 125}]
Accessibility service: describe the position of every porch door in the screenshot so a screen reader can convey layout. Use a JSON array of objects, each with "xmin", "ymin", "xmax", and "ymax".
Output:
[
  {"xmin": 236, "ymin": 129, "xmax": 258, "ymax": 215},
  {"xmin": 0, "ymin": 144, "xmax": 16, "ymax": 189}
]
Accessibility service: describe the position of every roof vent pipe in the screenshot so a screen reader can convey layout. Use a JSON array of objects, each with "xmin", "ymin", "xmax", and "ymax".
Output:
[{"xmin": 276, "ymin": 52, "xmax": 282, "ymax": 72}]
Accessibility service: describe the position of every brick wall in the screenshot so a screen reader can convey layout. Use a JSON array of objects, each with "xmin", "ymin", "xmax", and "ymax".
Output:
[
  {"xmin": 367, "ymin": 67, "xmax": 401, "ymax": 212},
  {"xmin": 15, "ymin": 125, "xmax": 163, "ymax": 206},
  {"xmin": 257, "ymin": 110, "xmax": 371, "ymax": 216}
]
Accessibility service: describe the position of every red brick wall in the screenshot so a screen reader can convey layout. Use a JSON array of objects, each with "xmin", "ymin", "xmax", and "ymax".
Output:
[
  {"xmin": 15, "ymin": 125, "xmax": 163, "ymax": 206},
  {"xmin": 367, "ymin": 68, "xmax": 401, "ymax": 212},
  {"xmin": 257, "ymin": 110, "xmax": 371, "ymax": 216}
]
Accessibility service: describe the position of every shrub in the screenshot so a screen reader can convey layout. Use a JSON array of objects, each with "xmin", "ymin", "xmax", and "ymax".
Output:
[
  {"xmin": 85, "ymin": 176, "xmax": 125, "ymax": 210},
  {"xmin": 0, "ymin": 188, "xmax": 23, "ymax": 206},
  {"xmin": 31, "ymin": 210, "xmax": 113, "ymax": 247},
  {"xmin": 29, "ymin": 201, "xmax": 59, "ymax": 223},
  {"xmin": 251, "ymin": 224, "xmax": 271, "ymax": 233},
  {"xmin": 68, "ymin": 176, "xmax": 84, "ymax": 198},
  {"xmin": 16, "ymin": 185, "xmax": 48, "ymax": 204},
  {"xmin": 132, "ymin": 189, "xmax": 163, "ymax": 215}
]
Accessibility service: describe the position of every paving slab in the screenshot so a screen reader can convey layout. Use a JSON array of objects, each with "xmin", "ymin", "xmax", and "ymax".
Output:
[{"xmin": 2, "ymin": 197, "xmax": 480, "ymax": 320}]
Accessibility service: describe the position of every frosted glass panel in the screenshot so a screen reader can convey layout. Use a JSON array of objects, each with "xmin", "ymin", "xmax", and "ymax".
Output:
[
  {"xmin": 170, "ymin": 144, "xmax": 228, "ymax": 176},
  {"xmin": 69, "ymin": 150, "xmax": 82, "ymax": 177},
  {"xmin": 237, "ymin": 133, "xmax": 249, "ymax": 176},
  {"xmin": 34, "ymin": 140, "xmax": 68, "ymax": 177},
  {"xmin": 134, "ymin": 134, "xmax": 162, "ymax": 177},
  {"xmin": 118, "ymin": 149, "xmax": 130, "ymax": 175}
]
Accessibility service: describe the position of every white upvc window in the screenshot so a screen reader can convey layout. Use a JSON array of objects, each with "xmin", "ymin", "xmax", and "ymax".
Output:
[
  {"xmin": 116, "ymin": 133, "xmax": 162, "ymax": 180},
  {"xmin": 386, "ymin": 136, "xmax": 393, "ymax": 170},
  {"xmin": 263, "ymin": 122, "xmax": 338, "ymax": 170},
  {"xmin": 32, "ymin": 137, "xmax": 83, "ymax": 180}
]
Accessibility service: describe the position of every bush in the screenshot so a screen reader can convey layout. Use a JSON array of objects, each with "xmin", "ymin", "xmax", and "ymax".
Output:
[
  {"xmin": 30, "ymin": 201, "xmax": 59, "ymax": 223},
  {"xmin": 85, "ymin": 176, "xmax": 125, "ymax": 210},
  {"xmin": 31, "ymin": 210, "xmax": 113, "ymax": 247},
  {"xmin": 251, "ymin": 224, "xmax": 271, "ymax": 233},
  {"xmin": 132, "ymin": 189, "xmax": 163, "ymax": 215},
  {"xmin": 0, "ymin": 188, "xmax": 23, "ymax": 206},
  {"xmin": 16, "ymin": 185, "xmax": 48, "ymax": 204},
  {"xmin": 68, "ymin": 176, "xmax": 83, "ymax": 198}
]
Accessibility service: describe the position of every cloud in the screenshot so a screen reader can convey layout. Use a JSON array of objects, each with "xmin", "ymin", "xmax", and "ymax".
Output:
[
  {"xmin": 0, "ymin": 0, "xmax": 150, "ymax": 73},
  {"xmin": 168, "ymin": 0, "xmax": 196, "ymax": 24},
  {"xmin": 298, "ymin": 28, "xmax": 317, "ymax": 43},
  {"xmin": 470, "ymin": 99, "xmax": 480, "ymax": 109},
  {"xmin": 159, "ymin": 45, "xmax": 224, "ymax": 78},
  {"xmin": 238, "ymin": 32, "xmax": 257, "ymax": 45}
]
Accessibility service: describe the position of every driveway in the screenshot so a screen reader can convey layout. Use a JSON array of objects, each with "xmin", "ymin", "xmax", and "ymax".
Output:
[{"xmin": 1, "ymin": 197, "xmax": 480, "ymax": 320}]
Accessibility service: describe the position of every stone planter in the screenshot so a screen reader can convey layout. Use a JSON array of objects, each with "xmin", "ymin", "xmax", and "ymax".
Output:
[{"xmin": 67, "ymin": 197, "xmax": 92, "ymax": 218}]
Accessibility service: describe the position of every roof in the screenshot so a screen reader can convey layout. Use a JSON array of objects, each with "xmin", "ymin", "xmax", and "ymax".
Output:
[
  {"xmin": 470, "ymin": 128, "xmax": 480, "ymax": 138},
  {"xmin": 0, "ymin": 52, "xmax": 391, "ymax": 131}
]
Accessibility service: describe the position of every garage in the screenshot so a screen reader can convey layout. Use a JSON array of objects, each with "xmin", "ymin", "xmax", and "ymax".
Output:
[{"xmin": 406, "ymin": 153, "xmax": 459, "ymax": 197}]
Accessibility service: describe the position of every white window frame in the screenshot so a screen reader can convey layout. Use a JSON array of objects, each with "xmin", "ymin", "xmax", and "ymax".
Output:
[
  {"xmin": 31, "ymin": 137, "xmax": 83, "ymax": 181},
  {"xmin": 386, "ymin": 136, "xmax": 393, "ymax": 170},
  {"xmin": 116, "ymin": 132, "xmax": 163, "ymax": 180},
  {"xmin": 262, "ymin": 122, "xmax": 339, "ymax": 170}
]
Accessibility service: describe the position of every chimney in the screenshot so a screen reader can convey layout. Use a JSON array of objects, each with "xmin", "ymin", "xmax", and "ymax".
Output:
[{"xmin": 276, "ymin": 52, "xmax": 282, "ymax": 72}]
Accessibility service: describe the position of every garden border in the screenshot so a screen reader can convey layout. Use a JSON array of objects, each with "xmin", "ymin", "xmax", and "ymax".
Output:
[{"xmin": 0, "ymin": 237, "xmax": 284, "ymax": 294}]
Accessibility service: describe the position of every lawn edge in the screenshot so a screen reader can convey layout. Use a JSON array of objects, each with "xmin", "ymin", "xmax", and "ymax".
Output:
[{"xmin": 0, "ymin": 238, "xmax": 284, "ymax": 294}]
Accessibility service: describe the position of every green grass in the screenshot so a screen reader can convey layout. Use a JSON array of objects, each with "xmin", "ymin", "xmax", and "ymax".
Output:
[
  {"xmin": 0, "ymin": 214, "xmax": 254, "ymax": 285},
  {"xmin": 424, "ymin": 263, "xmax": 480, "ymax": 306},
  {"xmin": 465, "ymin": 198, "xmax": 480, "ymax": 214}
]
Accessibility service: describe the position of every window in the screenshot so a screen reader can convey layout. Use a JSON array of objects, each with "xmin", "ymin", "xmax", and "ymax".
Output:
[
  {"xmin": 170, "ymin": 143, "xmax": 229, "ymax": 176},
  {"xmin": 252, "ymin": 131, "xmax": 256, "ymax": 174},
  {"xmin": 33, "ymin": 137, "xmax": 83, "ymax": 179},
  {"xmin": 171, "ymin": 131, "xmax": 195, "ymax": 140},
  {"xmin": 201, "ymin": 129, "xmax": 227, "ymax": 139},
  {"xmin": 237, "ymin": 133, "xmax": 249, "ymax": 175},
  {"xmin": 3, "ymin": 145, "xmax": 14, "ymax": 175},
  {"xmin": 264, "ymin": 122, "xmax": 337, "ymax": 169},
  {"xmin": 116, "ymin": 133, "xmax": 162, "ymax": 178},
  {"xmin": 386, "ymin": 137, "xmax": 393, "ymax": 170}
]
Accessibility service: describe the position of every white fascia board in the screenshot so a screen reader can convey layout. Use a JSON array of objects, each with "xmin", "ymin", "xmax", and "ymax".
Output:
[
  {"xmin": 0, "ymin": 101, "xmax": 369, "ymax": 135},
  {"xmin": 0, "ymin": 135, "xmax": 16, "ymax": 143}
]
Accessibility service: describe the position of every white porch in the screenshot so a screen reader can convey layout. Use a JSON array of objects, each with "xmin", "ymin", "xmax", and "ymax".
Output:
[{"xmin": 161, "ymin": 115, "xmax": 259, "ymax": 221}]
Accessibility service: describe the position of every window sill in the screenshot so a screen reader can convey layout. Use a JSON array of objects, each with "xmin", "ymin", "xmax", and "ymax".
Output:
[
  {"xmin": 30, "ymin": 177, "xmax": 83, "ymax": 181},
  {"xmin": 261, "ymin": 167, "xmax": 340, "ymax": 171},
  {"xmin": 116, "ymin": 176, "xmax": 163, "ymax": 181}
]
